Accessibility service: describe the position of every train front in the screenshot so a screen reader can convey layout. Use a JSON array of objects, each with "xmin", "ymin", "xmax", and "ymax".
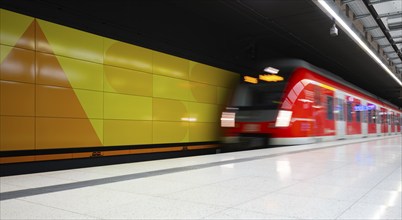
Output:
[{"xmin": 220, "ymin": 68, "xmax": 292, "ymax": 150}]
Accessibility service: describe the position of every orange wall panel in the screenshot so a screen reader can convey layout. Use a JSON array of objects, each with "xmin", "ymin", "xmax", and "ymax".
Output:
[
  {"xmin": 0, "ymin": 116, "xmax": 35, "ymax": 151},
  {"xmin": 36, "ymin": 52, "xmax": 71, "ymax": 88},
  {"xmin": 0, "ymin": 46, "xmax": 35, "ymax": 83},
  {"xmin": 0, "ymin": 81, "xmax": 35, "ymax": 116},
  {"xmin": 36, "ymin": 85, "xmax": 87, "ymax": 118},
  {"xmin": 36, "ymin": 117, "xmax": 101, "ymax": 149}
]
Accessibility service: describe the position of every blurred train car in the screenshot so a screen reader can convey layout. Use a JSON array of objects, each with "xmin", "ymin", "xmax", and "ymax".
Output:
[{"xmin": 220, "ymin": 59, "xmax": 402, "ymax": 149}]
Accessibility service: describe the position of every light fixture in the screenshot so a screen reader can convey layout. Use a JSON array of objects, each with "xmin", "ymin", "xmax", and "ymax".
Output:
[
  {"xmin": 330, "ymin": 22, "xmax": 338, "ymax": 37},
  {"xmin": 264, "ymin": 66, "xmax": 279, "ymax": 74},
  {"xmin": 317, "ymin": 0, "xmax": 402, "ymax": 87},
  {"xmin": 244, "ymin": 75, "xmax": 258, "ymax": 84}
]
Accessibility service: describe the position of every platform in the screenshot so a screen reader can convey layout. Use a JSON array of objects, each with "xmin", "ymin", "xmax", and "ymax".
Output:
[{"xmin": 1, "ymin": 135, "xmax": 401, "ymax": 219}]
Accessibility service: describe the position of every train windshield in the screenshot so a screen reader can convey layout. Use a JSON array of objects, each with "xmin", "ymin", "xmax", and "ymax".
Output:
[{"xmin": 230, "ymin": 81, "xmax": 287, "ymax": 110}]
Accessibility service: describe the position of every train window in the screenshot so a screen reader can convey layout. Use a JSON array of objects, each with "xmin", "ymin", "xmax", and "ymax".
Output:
[
  {"xmin": 356, "ymin": 107, "xmax": 361, "ymax": 122},
  {"xmin": 347, "ymin": 102, "xmax": 352, "ymax": 122},
  {"xmin": 337, "ymin": 98, "xmax": 344, "ymax": 121},
  {"xmin": 230, "ymin": 82, "xmax": 287, "ymax": 109},
  {"xmin": 369, "ymin": 109, "xmax": 375, "ymax": 124},
  {"xmin": 327, "ymin": 96, "xmax": 334, "ymax": 120},
  {"xmin": 362, "ymin": 108, "xmax": 367, "ymax": 123},
  {"xmin": 388, "ymin": 113, "xmax": 391, "ymax": 125},
  {"xmin": 377, "ymin": 110, "xmax": 381, "ymax": 124}
]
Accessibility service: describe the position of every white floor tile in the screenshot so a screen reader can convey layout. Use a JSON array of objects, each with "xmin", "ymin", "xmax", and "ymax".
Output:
[
  {"xmin": 0, "ymin": 174, "xmax": 74, "ymax": 189},
  {"xmin": 163, "ymin": 184, "xmax": 268, "ymax": 207},
  {"xmin": 374, "ymin": 180, "xmax": 402, "ymax": 191},
  {"xmin": 234, "ymin": 193, "xmax": 354, "ymax": 219},
  {"xmin": 98, "ymin": 177, "xmax": 199, "ymax": 196},
  {"xmin": 276, "ymin": 182, "xmax": 369, "ymax": 201},
  {"xmin": 358, "ymin": 189, "xmax": 401, "ymax": 207},
  {"xmin": 209, "ymin": 176, "xmax": 298, "ymax": 193},
  {"xmin": 0, "ymin": 199, "xmax": 97, "ymax": 219},
  {"xmin": 86, "ymin": 196, "xmax": 225, "ymax": 219},
  {"xmin": 204, "ymin": 208, "xmax": 297, "ymax": 219},
  {"xmin": 0, "ymin": 183, "xmax": 24, "ymax": 193},
  {"xmin": 19, "ymin": 186, "xmax": 151, "ymax": 215},
  {"xmin": 337, "ymin": 202, "xmax": 402, "ymax": 219}
]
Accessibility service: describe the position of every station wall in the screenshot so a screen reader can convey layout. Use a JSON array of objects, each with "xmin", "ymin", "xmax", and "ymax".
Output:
[{"xmin": 0, "ymin": 9, "xmax": 239, "ymax": 152}]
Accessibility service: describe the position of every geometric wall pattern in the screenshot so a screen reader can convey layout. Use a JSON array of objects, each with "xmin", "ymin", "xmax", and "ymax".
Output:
[{"xmin": 0, "ymin": 9, "xmax": 239, "ymax": 151}]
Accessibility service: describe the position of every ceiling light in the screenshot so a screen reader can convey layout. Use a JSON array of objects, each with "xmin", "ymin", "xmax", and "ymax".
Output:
[
  {"xmin": 317, "ymin": 0, "xmax": 402, "ymax": 87},
  {"xmin": 330, "ymin": 22, "xmax": 338, "ymax": 37},
  {"xmin": 264, "ymin": 66, "xmax": 279, "ymax": 74}
]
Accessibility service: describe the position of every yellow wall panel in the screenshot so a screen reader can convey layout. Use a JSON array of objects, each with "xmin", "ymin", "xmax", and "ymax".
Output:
[
  {"xmin": 189, "ymin": 122, "xmax": 220, "ymax": 142},
  {"xmin": 0, "ymin": 9, "xmax": 35, "ymax": 50},
  {"xmin": 104, "ymin": 93, "xmax": 152, "ymax": 120},
  {"xmin": 104, "ymin": 38, "xmax": 152, "ymax": 73},
  {"xmin": 89, "ymin": 119, "xmax": 103, "ymax": 145},
  {"xmin": 213, "ymin": 69, "xmax": 239, "ymax": 88},
  {"xmin": 1, "ymin": 45, "xmax": 35, "ymax": 83},
  {"xmin": 0, "ymin": 44, "xmax": 12, "ymax": 63},
  {"xmin": 36, "ymin": 52, "xmax": 70, "ymax": 88},
  {"xmin": 36, "ymin": 85, "xmax": 86, "ymax": 118},
  {"xmin": 73, "ymin": 89, "xmax": 103, "ymax": 119},
  {"xmin": 153, "ymin": 121, "xmax": 188, "ymax": 144},
  {"xmin": 153, "ymin": 75, "xmax": 193, "ymax": 101},
  {"xmin": 153, "ymin": 51, "xmax": 189, "ymax": 79},
  {"xmin": 58, "ymin": 55, "xmax": 103, "ymax": 91},
  {"xmin": 217, "ymin": 87, "xmax": 232, "ymax": 105},
  {"xmin": 104, "ymin": 65, "xmax": 152, "ymax": 96},
  {"xmin": 36, "ymin": 117, "xmax": 102, "ymax": 149},
  {"xmin": 36, "ymin": 19, "xmax": 103, "ymax": 63},
  {"xmin": 190, "ymin": 61, "xmax": 239, "ymax": 87},
  {"xmin": 104, "ymin": 120, "xmax": 152, "ymax": 146},
  {"xmin": 187, "ymin": 102, "xmax": 219, "ymax": 123},
  {"xmin": 190, "ymin": 82, "xmax": 217, "ymax": 104},
  {"xmin": 153, "ymin": 98, "xmax": 188, "ymax": 121},
  {"xmin": 1, "ymin": 81, "xmax": 35, "ymax": 116},
  {"xmin": 189, "ymin": 61, "xmax": 221, "ymax": 86},
  {"xmin": 0, "ymin": 116, "xmax": 35, "ymax": 151}
]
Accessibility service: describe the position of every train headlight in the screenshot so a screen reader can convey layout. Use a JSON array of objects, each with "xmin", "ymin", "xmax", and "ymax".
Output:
[
  {"xmin": 275, "ymin": 110, "xmax": 292, "ymax": 127},
  {"xmin": 221, "ymin": 112, "xmax": 236, "ymax": 127}
]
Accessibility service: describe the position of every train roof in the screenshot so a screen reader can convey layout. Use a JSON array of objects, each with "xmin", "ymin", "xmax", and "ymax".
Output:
[{"xmin": 265, "ymin": 59, "xmax": 400, "ymax": 111}]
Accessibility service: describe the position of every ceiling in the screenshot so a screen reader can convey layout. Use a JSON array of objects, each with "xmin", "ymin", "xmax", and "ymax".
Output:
[{"xmin": 2, "ymin": 0, "xmax": 402, "ymax": 108}]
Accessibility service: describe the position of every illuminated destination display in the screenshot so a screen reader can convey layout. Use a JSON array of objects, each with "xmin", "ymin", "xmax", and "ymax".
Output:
[
  {"xmin": 354, "ymin": 104, "xmax": 376, "ymax": 111},
  {"xmin": 243, "ymin": 74, "xmax": 284, "ymax": 83},
  {"xmin": 259, "ymin": 74, "xmax": 284, "ymax": 82},
  {"xmin": 244, "ymin": 76, "xmax": 258, "ymax": 84}
]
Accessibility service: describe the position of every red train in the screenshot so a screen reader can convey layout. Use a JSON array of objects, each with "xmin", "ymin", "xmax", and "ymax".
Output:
[{"xmin": 221, "ymin": 59, "xmax": 402, "ymax": 148}]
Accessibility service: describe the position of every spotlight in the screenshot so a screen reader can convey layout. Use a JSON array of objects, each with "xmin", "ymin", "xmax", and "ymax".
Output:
[{"xmin": 330, "ymin": 23, "xmax": 338, "ymax": 37}]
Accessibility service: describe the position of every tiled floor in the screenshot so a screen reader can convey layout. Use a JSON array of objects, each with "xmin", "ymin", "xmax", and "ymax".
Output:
[{"xmin": 1, "ymin": 135, "xmax": 401, "ymax": 219}]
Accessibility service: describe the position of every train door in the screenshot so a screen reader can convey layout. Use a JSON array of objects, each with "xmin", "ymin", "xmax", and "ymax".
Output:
[
  {"xmin": 313, "ymin": 85, "xmax": 324, "ymax": 137},
  {"xmin": 367, "ymin": 103, "xmax": 376, "ymax": 136},
  {"xmin": 390, "ymin": 111, "xmax": 395, "ymax": 133},
  {"xmin": 360, "ymin": 100, "xmax": 368, "ymax": 137},
  {"xmin": 376, "ymin": 108, "xmax": 381, "ymax": 135},
  {"xmin": 335, "ymin": 91, "xmax": 346, "ymax": 139},
  {"xmin": 346, "ymin": 96, "xmax": 361, "ymax": 136},
  {"xmin": 380, "ymin": 107, "xmax": 388, "ymax": 135},
  {"xmin": 312, "ymin": 85, "xmax": 335, "ymax": 139},
  {"xmin": 398, "ymin": 113, "xmax": 402, "ymax": 133}
]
